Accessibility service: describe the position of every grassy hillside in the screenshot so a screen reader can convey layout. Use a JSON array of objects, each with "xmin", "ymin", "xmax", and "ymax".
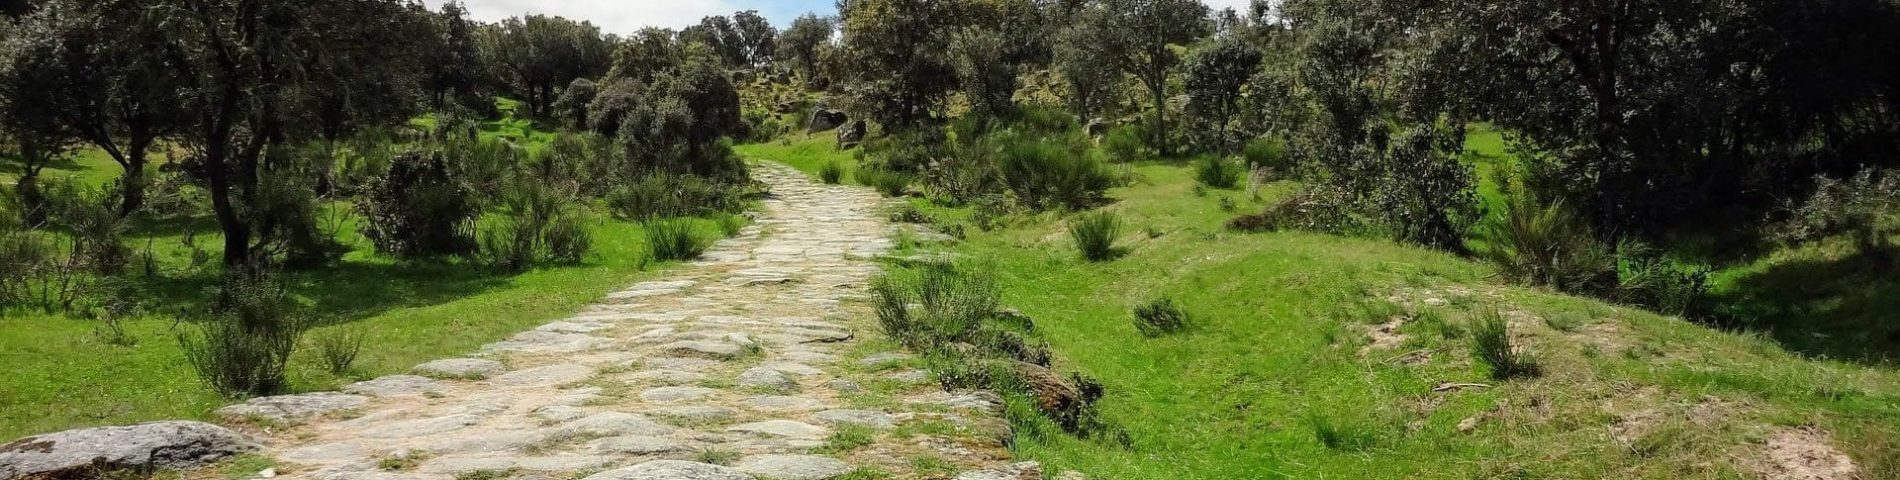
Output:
[{"xmin": 751, "ymin": 132, "xmax": 1900, "ymax": 478}]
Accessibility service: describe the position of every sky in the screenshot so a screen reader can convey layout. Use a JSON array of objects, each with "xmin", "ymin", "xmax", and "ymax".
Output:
[{"xmin": 421, "ymin": 0, "xmax": 1257, "ymax": 36}]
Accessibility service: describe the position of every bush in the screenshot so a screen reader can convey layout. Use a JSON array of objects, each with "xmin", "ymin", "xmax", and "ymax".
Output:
[
  {"xmin": 1195, "ymin": 156, "xmax": 1241, "ymax": 189},
  {"xmin": 480, "ymin": 180, "xmax": 593, "ymax": 271},
  {"xmin": 819, "ymin": 160, "xmax": 846, "ymax": 184},
  {"xmin": 856, "ymin": 166, "xmax": 914, "ymax": 197},
  {"xmin": 1068, "ymin": 211, "xmax": 1121, "ymax": 262},
  {"xmin": 1242, "ymin": 136, "xmax": 1290, "ymax": 176},
  {"xmin": 1773, "ymin": 167, "xmax": 1898, "ymax": 252},
  {"xmin": 1101, "ymin": 125, "xmax": 1147, "ymax": 163},
  {"xmin": 1613, "ymin": 244, "xmax": 1710, "ymax": 316},
  {"xmin": 607, "ymin": 173, "xmax": 746, "ymax": 220},
  {"xmin": 179, "ymin": 274, "xmax": 308, "ymax": 397},
  {"xmin": 997, "ymin": 133, "xmax": 1115, "ymax": 211},
  {"xmin": 1133, "ymin": 297, "xmax": 1190, "ymax": 337},
  {"xmin": 358, "ymin": 151, "xmax": 479, "ymax": 258},
  {"xmin": 309, "ymin": 327, "xmax": 364, "ymax": 375},
  {"xmin": 645, "ymin": 218, "xmax": 706, "ymax": 261},
  {"xmin": 1229, "ymin": 184, "xmax": 1360, "ymax": 234},
  {"xmin": 1369, "ymin": 126, "xmax": 1479, "ymax": 251},
  {"xmin": 1479, "ymin": 190, "xmax": 1617, "ymax": 294},
  {"xmin": 544, "ymin": 213, "xmax": 593, "ymax": 264},
  {"xmin": 1470, "ymin": 310, "xmax": 1538, "ymax": 379}
]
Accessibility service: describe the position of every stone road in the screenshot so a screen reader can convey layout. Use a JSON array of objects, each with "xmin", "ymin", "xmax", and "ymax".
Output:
[{"xmin": 220, "ymin": 163, "xmax": 1026, "ymax": 480}]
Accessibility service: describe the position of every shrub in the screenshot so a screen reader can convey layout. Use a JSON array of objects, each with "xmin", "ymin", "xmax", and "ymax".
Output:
[
  {"xmin": 480, "ymin": 181, "xmax": 594, "ymax": 271},
  {"xmin": 1479, "ymin": 190, "xmax": 1617, "ymax": 294},
  {"xmin": 1194, "ymin": 156, "xmax": 1241, "ymax": 189},
  {"xmin": 179, "ymin": 274, "xmax": 308, "ymax": 397},
  {"xmin": 856, "ymin": 166, "xmax": 914, "ymax": 197},
  {"xmin": 309, "ymin": 327, "xmax": 364, "ymax": 375},
  {"xmin": 1068, "ymin": 211, "xmax": 1121, "ymax": 262},
  {"xmin": 358, "ymin": 151, "xmax": 479, "ymax": 258},
  {"xmin": 1471, "ymin": 310, "xmax": 1538, "ymax": 379},
  {"xmin": 1229, "ymin": 184, "xmax": 1360, "ymax": 234},
  {"xmin": 1613, "ymin": 244, "xmax": 1710, "ymax": 316},
  {"xmin": 1242, "ymin": 136, "xmax": 1290, "ymax": 177},
  {"xmin": 997, "ymin": 133, "xmax": 1115, "ymax": 211},
  {"xmin": 1100, "ymin": 125, "xmax": 1147, "ymax": 163},
  {"xmin": 819, "ymin": 160, "xmax": 846, "ymax": 184},
  {"xmin": 1133, "ymin": 297, "xmax": 1190, "ymax": 337},
  {"xmin": 543, "ymin": 212, "xmax": 593, "ymax": 265},
  {"xmin": 645, "ymin": 218, "xmax": 706, "ymax": 261},
  {"xmin": 1774, "ymin": 167, "xmax": 1898, "ymax": 252},
  {"xmin": 607, "ymin": 173, "xmax": 746, "ymax": 220}
]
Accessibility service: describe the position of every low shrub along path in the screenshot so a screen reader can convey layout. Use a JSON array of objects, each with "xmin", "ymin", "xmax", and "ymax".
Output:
[{"xmin": 227, "ymin": 163, "xmax": 1019, "ymax": 479}]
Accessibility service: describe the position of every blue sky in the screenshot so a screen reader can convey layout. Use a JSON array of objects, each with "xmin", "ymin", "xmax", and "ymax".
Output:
[{"xmin": 423, "ymin": 0, "xmax": 1253, "ymax": 35}]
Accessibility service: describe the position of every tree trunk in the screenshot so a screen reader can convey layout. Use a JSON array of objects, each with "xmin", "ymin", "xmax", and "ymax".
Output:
[{"xmin": 1149, "ymin": 77, "xmax": 1169, "ymax": 157}]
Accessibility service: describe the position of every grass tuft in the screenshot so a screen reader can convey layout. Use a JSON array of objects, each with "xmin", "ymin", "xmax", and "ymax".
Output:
[
  {"xmin": 1068, "ymin": 211, "xmax": 1122, "ymax": 262},
  {"xmin": 644, "ymin": 219, "xmax": 706, "ymax": 262},
  {"xmin": 1471, "ymin": 310, "xmax": 1539, "ymax": 379}
]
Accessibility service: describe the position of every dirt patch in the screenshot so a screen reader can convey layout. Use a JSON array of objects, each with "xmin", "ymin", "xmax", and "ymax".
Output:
[
  {"xmin": 1360, "ymin": 315, "xmax": 1409, "ymax": 353},
  {"xmin": 1752, "ymin": 426, "xmax": 1862, "ymax": 480}
]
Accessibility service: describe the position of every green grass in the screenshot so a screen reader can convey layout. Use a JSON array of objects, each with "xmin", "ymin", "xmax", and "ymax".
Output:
[
  {"xmin": 864, "ymin": 159, "xmax": 1900, "ymax": 478},
  {"xmin": 0, "ymin": 99, "xmax": 733, "ymax": 440},
  {"xmin": 734, "ymin": 135, "xmax": 856, "ymax": 183}
]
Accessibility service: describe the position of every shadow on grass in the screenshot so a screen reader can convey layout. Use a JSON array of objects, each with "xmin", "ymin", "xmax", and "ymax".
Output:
[
  {"xmin": 1711, "ymin": 247, "xmax": 1900, "ymax": 365},
  {"xmin": 127, "ymin": 258, "xmax": 512, "ymax": 329}
]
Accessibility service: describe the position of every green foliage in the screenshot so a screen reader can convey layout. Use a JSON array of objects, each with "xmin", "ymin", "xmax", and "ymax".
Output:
[
  {"xmin": 479, "ymin": 180, "xmax": 594, "ymax": 272},
  {"xmin": 1470, "ymin": 310, "xmax": 1538, "ymax": 380},
  {"xmin": 1369, "ymin": 124, "xmax": 1479, "ymax": 251},
  {"xmin": 819, "ymin": 160, "xmax": 846, "ymax": 184},
  {"xmin": 1480, "ymin": 189, "xmax": 1617, "ymax": 294},
  {"xmin": 1133, "ymin": 297, "xmax": 1189, "ymax": 337},
  {"xmin": 644, "ymin": 218, "xmax": 706, "ymax": 262},
  {"xmin": 309, "ymin": 327, "xmax": 364, "ymax": 375},
  {"xmin": 1774, "ymin": 168, "xmax": 1899, "ymax": 252},
  {"xmin": 178, "ymin": 274, "xmax": 309, "ymax": 397},
  {"xmin": 1068, "ymin": 211, "xmax": 1122, "ymax": 262},
  {"xmin": 855, "ymin": 166, "xmax": 914, "ymax": 198},
  {"xmin": 1184, "ymin": 39, "xmax": 1264, "ymax": 153},
  {"xmin": 1228, "ymin": 184, "xmax": 1360, "ymax": 234},
  {"xmin": 1100, "ymin": 125, "xmax": 1148, "ymax": 164},
  {"xmin": 1194, "ymin": 156, "xmax": 1241, "ymax": 189},
  {"xmin": 358, "ymin": 150, "xmax": 479, "ymax": 258},
  {"xmin": 996, "ymin": 133, "xmax": 1115, "ymax": 211},
  {"xmin": 607, "ymin": 173, "xmax": 747, "ymax": 220},
  {"xmin": 1242, "ymin": 136, "xmax": 1290, "ymax": 177},
  {"xmin": 1308, "ymin": 413, "xmax": 1377, "ymax": 451}
]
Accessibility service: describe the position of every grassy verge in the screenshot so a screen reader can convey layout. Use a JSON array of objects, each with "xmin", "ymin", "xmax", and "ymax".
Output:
[
  {"xmin": 735, "ymin": 134, "xmax": 855, "ymax": 183},
  {"xmin": 872, "ymin": 161, "xmax": 1900, "ymax": 478}
]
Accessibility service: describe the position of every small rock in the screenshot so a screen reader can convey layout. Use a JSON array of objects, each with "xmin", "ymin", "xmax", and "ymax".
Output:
[
  {"xmin": 955, "ymin": 461, "xmax": 1044, "ymax": 480},
  {"xmin": 734, "ymin": 454, "xmax": 853, "ymax": 480},
  {"xmin": 858, "ymin": 352, "xmax": 912, "ymax": 368},
  {"xmin": 1456, "ymin": 416, "xmax": 1483, "ymax": 433},
  {"xmin": 0, "ymin": 421, "xmax": 259, "ymax": 479},
  {"xmin": 414, "ymin": 358, "xmax": 505, "ymax": 379},
  {"xmin": 1423, "ymin": 298, "xmax": 1449, "ymax": 307}
]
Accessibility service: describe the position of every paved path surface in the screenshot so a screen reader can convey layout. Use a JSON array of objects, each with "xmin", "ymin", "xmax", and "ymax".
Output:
[{"xmin": 227, "ymin": 163, "xmax": 1020, "ymax": 480}]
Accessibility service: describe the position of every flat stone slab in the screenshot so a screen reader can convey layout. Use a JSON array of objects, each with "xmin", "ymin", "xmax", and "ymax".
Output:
[
  {"xmin": 483, "ymin": 331, "xmax": 610, "ymax": 353},
  {"xmin": 737, "ymin": 366, "xmax": 796, "ymax": 390},
  {"xmin": 418, "ymin": 454, "xmax": 616, "ymax": 474},
  {"xmin": 588, "ymin": 435, "xmax": 687, "ymax": 455},
  {"xmin": 661, "ymin": 340, "xmax": 744, "ymax": 359},
  {"xmin": 744, "ymin": 396, "xmax": 830, "ymax": 412},
  {"xmin": 734, "ymin": 454, "xmax": 854, "ymax": 480},
  {"xmin": 560, "ymin": 412, "xmax": 674, "ymax": 437},
  {"xmin": 343, "ymin": 375, "xmax": 444, "ymax": 397},
  {"xmin": 582, "ymin": 460, "xmax": 752, "ymax": 480},
  {"xmin": 413, "ymin": 358, "xmax": 505, "ymax": 379},
  {"xmin": 216, "ymin": 392, "xmax": 368, "ymax": 423},
  {"xmin": 490, "ymin": 364, "xmax": 594, "ymax": 387},
  {"xmin": 726, "ymin": 420, "xmax": 828, "ymax": 440},
  {"xmin": 360, "ymin": 414, "xmax": 481, "ymax": 439},
  {"xmin": 812, "ymin": 409, "xmax": 897, "ymax": 429},
  {"xmin": 640, "ymin": 386, "xmax": 719, "ymax": 403},
  {"xmin": 648, "ymin": 406, "xmax": 738, "ymax": 424},
  {"xmin": 0, "ymin": 421, "xmax": 259, "ymax": 479},
  {"xmin": 643, "ymin": 357, "xmax": 722, "ymax": 372}
]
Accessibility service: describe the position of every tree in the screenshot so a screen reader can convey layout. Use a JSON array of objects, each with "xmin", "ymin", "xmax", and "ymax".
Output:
[
  {"xmin": 620, "ymin": 60, "xmax": 745, "ymax": 179},
  {"xmin": 422, "ymin": 1, "xmax": 491, "ymax": 111},
  {"xmin": 948, "ymin": 27, "xmax": 1019, "ymax": 121},
  {"xmin": 682, "ymin": 15, "xmax": 747, "ymax": 68},
  {"xmin": 607, "ymin": 28, "xmax": 683, "ymax": 82},
  {"xmin": 485, "ymin": 15, "xmax": 611, "ymax": 118},
  {"xmin": 732, "ymin": 10, "xmax": 776, "ymax": 68},
  {"xmin": 587, "ymin": 77, "xmax": 644, "ymax": 136},
  {"xmin": 1092, "ymin": 0, "xmax": 1211, "ymax": 156},
  {"xmin": 837, "ymin": 0, "xmax": 960, "ymax": 129},
  {"xmin": 5, "ymin": 0, "xmax": 185, "ymax": 215},
  {"xmin": 154, "ymin": 0, "xmax": 424, "ymax": 269},
  {"xmin": 1052, "ymin": 13, "xmax": 1122, "ymax": 122},
  {"xmin": 0, "ymin": 5, "xmax": 78, "ymax": 222},
  {"xmin": 778, "ymin": 13, "xmax": 833, "ymax": 85},
  {"xmin": 1184, "ymin": 39, "xmax": 1263, "ymax": 153},
  {"xmin": 552, "ymin": 78, "xmax": 598, "ymax": 130}
]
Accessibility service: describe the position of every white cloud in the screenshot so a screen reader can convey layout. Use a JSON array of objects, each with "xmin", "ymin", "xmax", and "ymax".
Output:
[{"xmin": 421, "ymin": 0, "xmax": 741, "ymax": 34}]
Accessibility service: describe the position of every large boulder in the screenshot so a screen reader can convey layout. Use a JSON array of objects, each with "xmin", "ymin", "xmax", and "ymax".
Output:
[
  {"xmin": 0, "ymin": 421, "xmax": 259, "ymax": 479},
  {"xmin": 807, "ymin": 109, "xmax": 848, "ymax": 133},
  {"xmin": 836, "ymin": 120, "xmax": 867, "ymax": 150}
]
